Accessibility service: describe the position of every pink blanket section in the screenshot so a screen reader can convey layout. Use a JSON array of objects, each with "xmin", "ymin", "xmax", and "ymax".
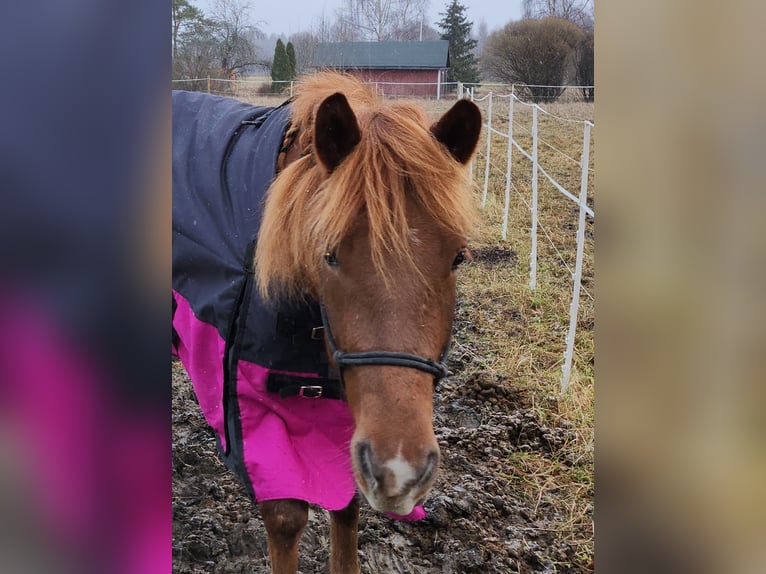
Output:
[
  {"xmin": 172, "ymin": 291, "xmax": 228, "ymax": 451},
  {"xmin": 172, "ymin": 291, "xmax": 357, "ymax": 510}
]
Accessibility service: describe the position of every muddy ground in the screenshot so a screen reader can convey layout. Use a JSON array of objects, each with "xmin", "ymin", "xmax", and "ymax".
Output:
[{"xmin": 172, "ymin": 247, "xmax": 593, "ymax": 573}]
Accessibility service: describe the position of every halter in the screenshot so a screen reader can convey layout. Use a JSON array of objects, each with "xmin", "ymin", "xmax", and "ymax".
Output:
[{"xmin": 318, "ymin": 302, "xmax": 452, "ymax": 384}]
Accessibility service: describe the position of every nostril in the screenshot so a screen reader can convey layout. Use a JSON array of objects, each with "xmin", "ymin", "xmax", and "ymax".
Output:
[
  {"xmin": 356, "ymin": 441, "xmax": 379, "ymax": 490},
  {"xmin": 417, "ymin": 450, "xmax": 439, "ymax": 488}
]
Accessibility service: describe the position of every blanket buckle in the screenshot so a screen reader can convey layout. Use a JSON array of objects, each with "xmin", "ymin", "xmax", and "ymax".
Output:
[
  {"xmin": 311, "ymin": 326, "xmax": 325, "ymax": 340},
  {"xmin": 299, "ymin": 385, "xmax": 323, "ymax": 398}
]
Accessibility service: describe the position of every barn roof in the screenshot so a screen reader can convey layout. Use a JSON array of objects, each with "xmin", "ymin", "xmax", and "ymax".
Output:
[{"xmin": 314, "ymin": 41, "xmax": 450, "ymax": 70}]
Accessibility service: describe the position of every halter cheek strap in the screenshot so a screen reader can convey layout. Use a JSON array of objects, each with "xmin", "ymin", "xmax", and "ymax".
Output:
[{"xmin": 319, "ymin": 303, "xmax": 451, "ymax": 384}]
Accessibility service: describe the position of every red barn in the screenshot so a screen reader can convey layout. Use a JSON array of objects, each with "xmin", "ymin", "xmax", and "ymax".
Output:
[{"xmin": 313, "ymin": 41, "xmax": 450, "ymax": 99}]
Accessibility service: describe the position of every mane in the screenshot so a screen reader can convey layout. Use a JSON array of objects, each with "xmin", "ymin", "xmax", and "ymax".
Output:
[{"xmin": 255, "ymin": 71, "xmax": 477, "ymax": 301}]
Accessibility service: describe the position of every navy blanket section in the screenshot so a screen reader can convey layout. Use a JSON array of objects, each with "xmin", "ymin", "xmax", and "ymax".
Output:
[{"xmin": 172, "ymin": 90, "xmax": 337, "ymax": 391}]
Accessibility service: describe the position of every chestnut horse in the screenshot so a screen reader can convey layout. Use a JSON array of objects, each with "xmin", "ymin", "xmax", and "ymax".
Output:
[{"xmin": 173, "ymin": 73, "xmax": 481, "ymax": 573}]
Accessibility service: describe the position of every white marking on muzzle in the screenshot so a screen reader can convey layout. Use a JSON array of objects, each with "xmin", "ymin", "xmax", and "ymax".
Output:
[{"xmin": 383, "ymin": 448, "xmax": 417, "ymax": 496}]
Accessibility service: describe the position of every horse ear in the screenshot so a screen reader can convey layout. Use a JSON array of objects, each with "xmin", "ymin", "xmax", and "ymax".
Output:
[
  {"xmin": 430, "ymin": 99, "xmax": 482, "ymax": 165},
  {"xmin": 314, "ymin": 92, "xmax": 361, "ymax": 172}
]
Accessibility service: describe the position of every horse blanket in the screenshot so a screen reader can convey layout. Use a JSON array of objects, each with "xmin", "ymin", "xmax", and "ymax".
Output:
[{"xmin": 171, "ymin": 90, "xmax": 356, "ymax": 510}]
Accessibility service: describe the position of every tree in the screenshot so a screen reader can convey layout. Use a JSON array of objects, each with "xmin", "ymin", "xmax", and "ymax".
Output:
[
  {"xmin": 285, "ymin": 41, "xmax": 297, "ymax": 81},
  {"xmin": 522, "ymin": 0, "xmax": 593, "ymax": 28},
  {"xmin": 313, "ymin": 10, "xmax": 345, "ymax": 42},
  {"xmin": 208, "ymin": 0, "xmax": 262, "ymax": 78},
  {"xmin": 574, "ymin": 29, "xmax": 594, "ymax": 101},
  {"xmin": 482, "ymin": 17, "xmax": 584, "ymax": 102},
  {"xmin": 172, "ymin": 0, "xmax": 265, "ymax": 83},
  {"xmin": 437, "ymin": 0, "xmax": 480, "ymax": 85},
  {"xmin": 289, "ymin": 31, "xmax": 318, "ymax": 75},
  {"xmin": 337, "ymin": 0, "xmax": 429, "ymax": 41},
  {"xmin": 474, "ymin": 19, "xmax": 489, "ymax": 59},
  {"xmin": 172, "ymin": 0, "xmax": 203, "ymax": 59},
  {"xmin": 174, "ymin": 13, "xmax": 220, "ymax": 82},
  {"xmin": 393, "ymin": 19, "xmax": 441, "ymax": 41},
  {"xmin": 271, "ymin": 38, "xmax": 288, "ymax": 92},
  {"xmin": 391, "ymin": 0, "xmax": 431, "ymax": 39}
]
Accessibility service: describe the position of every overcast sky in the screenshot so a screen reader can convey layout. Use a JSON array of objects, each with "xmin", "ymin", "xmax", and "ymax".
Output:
[{"xmin": 191, "ymin": 0, "xmax": 524, "ymax": 38}]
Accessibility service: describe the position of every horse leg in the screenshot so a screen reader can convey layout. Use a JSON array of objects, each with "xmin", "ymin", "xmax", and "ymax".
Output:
[
  {"xmin": 329, "ymin": 495, "xmax": 361, "ymax": 574},
  {"xmin": 259, "ymin": 499, "xmax": 309, "ymax": 574}
]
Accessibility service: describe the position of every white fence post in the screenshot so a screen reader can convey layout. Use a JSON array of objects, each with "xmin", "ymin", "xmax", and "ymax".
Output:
[
  {"xmin": 468, "ymin": 90, "xmax": 475, "ymax": 182},
  {"xmin": 529, "ymin": 105, "xmax": 539, "ymax": 290},
  {"xmin": 482, "ymin": 92, "xmax": 493, "ymax": 208},
  {"xmin": 502, "ymin": 94, "xmax": 514, "ymax": 241},
  {"xmin": 560, "ymin": 121, "xmax": 592, "ymax": 393}
]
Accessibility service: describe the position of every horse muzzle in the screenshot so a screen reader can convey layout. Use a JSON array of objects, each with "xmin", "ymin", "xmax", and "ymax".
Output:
[{"xmin": 352, "ymin": 439, "xmax": 440, "ymax": 514}]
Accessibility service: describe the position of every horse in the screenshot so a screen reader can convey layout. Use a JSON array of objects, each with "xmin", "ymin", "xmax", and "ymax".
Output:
[{"xmin": 172, "ymin": 72, "xmax": 481, "ymax": 573}]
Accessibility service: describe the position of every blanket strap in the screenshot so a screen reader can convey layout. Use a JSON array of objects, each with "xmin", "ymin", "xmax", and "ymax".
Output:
[{"xmin": 266, "ymin": 373, "xmax": 345, "ymax": 400}]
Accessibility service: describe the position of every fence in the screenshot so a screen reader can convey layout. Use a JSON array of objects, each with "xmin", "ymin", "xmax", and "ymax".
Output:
[
  {"xmin": 172, "ymin": 77, "xmax": 594, "ymax": 104},
  {"xmin": 172, "ymin": 77, "xmax": 464, "ymax": 100},
  {"xmin": 470, "ymin": 90, "xmax": 594, "ymax": 393},
  {"xmin": 172, "ymin": 77, "xmax": 295, "ymax": 99},
  {"xmin": 462, "ymin": 83, "xmax": 594, "ymax": 103}
]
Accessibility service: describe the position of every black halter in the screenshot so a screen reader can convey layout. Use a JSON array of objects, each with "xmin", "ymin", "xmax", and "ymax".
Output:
[{"xmin": 318, "ymin": 303, "xmax": 452, "ymax": 383}]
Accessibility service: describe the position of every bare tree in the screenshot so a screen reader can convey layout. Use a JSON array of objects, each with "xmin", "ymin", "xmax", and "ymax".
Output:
[
  {"xmin": 208, "ymin": 0, "xmax": 263, "ymax": 77},
  {"xmin": 337, "ymin": 0, "xmax": 429, "ymax": 41},
  {"xmin": 393, "ymin": 0, "xmax": 430, "ymax": 38},
  {"xmin": 393, "ymin": 20, "xmax": 440, "ymax": 41},
  {"xmin": 474, "ymin": 19, "xmax": 489, "ymax": 59},
  {"xmin": 310, "ymin": 11, "xmax": 328, "ymax": 43},
  {"xmin": 337, "ymin": 0, "xmax": 393, "ymax": 41},
  {"xmin": 331, "ymin": 12, "xmax": 365, "ymax": 42},
  {"xmin": 289, "ymin": 32, "xmax": 318, "ymax": 75},
  {"xmin": 173, "ymin": 0, "xmax": 269, "ymax": 84},
  {"xmin": 174, "ymin": 16, "xmax": 220, "ymax": 81},
  {"xmin": 522, "ymin": 0, "xmax": 593, "ymax": 28},
  {"xmin": 482, "ymin": 17, "xmax": 584, "ymax": 101}
]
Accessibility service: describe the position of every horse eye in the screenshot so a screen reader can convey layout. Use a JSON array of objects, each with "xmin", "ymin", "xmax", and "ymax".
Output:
[
  {"xmin": 452, "ymin": 249, "xmax": 467, "ymax": 270},
  {"xmin": 324, "ymin": 251, "xmax": 339, "ymax": 266}
]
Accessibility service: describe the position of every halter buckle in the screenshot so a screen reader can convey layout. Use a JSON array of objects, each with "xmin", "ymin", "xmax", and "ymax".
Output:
[
  {"xmin": 311, "ymin": 326, "xmax": 325, "ymax": 340},
  {"xmin": 299, "ymin": 385, "xmax": 323, "ymax": 398}
]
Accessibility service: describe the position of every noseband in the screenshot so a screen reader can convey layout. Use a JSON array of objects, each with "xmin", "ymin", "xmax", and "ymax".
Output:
[{"xmin": 319, "ymin": 303, "xmax": 451, "ymax": 384}]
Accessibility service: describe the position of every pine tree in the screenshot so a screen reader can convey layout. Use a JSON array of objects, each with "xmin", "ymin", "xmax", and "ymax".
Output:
[
  {"xmin": 437, "ymin": 0, "xmax": 480, "ymax": 85},
  {"xmin": 285, "ymin": 41, "xmax": 297, "ymax": 81},
  {"xmin": 271, "ymin": 38, "xmax": 288, "ymax": 92}
]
